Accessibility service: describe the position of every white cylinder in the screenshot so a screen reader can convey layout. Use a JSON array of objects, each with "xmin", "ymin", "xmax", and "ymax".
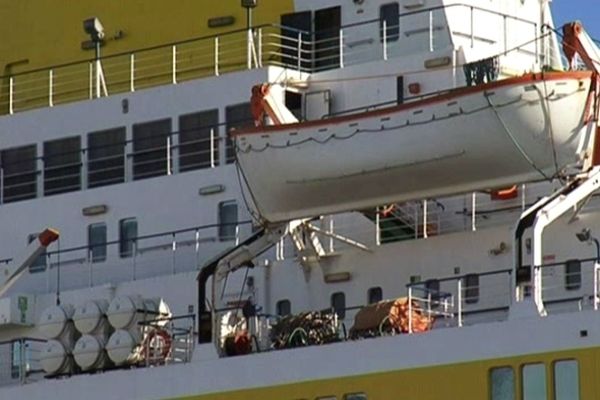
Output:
[
  {"xmin": 73, "ymin": 335, "xmax": 111, "ymax": 371},
  {"xmin": 38, "ymin": 304, "xmax": 75, "ymax": 340},
  {"xmin": 73, "ymin": 300, "xmax": 110, "ymax": 335},
  {"xmin": 107, "ymin": 296, "xmax": 170, "ymax": 330},
  {"xmin": 39, "ymin": 340, "xmax": 73, "ymax": 375},
  {"xmin": 105, "ymin": 329, "xmax": 142, "ymax": 366}
]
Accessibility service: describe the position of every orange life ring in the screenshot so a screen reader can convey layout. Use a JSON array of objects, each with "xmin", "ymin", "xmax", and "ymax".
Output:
[{"xmin": 143, "ymin": 328, "xmax": 172, "ymax": 361}]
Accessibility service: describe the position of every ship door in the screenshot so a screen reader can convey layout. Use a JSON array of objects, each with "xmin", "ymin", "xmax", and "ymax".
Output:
[
  {"xmin": 315, "ymin": 6, "xmax": 341, "ymax": 70},
  {"xmin": 304, "ymin": 90, "xmax": 331, "ymax": 121}
]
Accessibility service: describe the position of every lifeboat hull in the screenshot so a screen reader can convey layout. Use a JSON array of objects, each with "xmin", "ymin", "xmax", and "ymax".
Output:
[{"xmin": 234, "ymin": 72, "xmax": 594, "ymax": 223}]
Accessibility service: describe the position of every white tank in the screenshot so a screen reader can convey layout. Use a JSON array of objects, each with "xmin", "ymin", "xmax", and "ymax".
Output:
[
  {"xmin": 73, "ymin": 299, "xmax": 111, "ymax": 335},
  {"xmin": 39, "ymin": 340, "xmax": 74, "ymax": 375},
  {"xmin": 38, "ymin": 304, "xmax": 76, "ymax": 341},
  {"xmin": 107, "ymin": 296, "xmax": 170, "ymax": 330},
  {"xmin": 105, "ymin": 329, "xmax": 142, "ymax": 366},
  {"xmin": 73, "ymin": 335, "xmax": 111, "ymax": 371}
]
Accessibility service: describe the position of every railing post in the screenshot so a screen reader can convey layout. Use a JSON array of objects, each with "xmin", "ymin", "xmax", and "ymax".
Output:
[
  {"xmin": 166, "ymin": 134, "xmax": 172, "ymax": 175},
  {"xmin": 214, "ymin": 37, "xmax": 220, "ymax": 76},
  {"xmin": 429, "ymin": 11, "xmax": 434, "ymax": 52},
  {"xmin": 408, "ymin": 287, "xmax": 413, "ymax": 334},
  {"xmin": 89, "ymin": 62, "xmax": 94, "ymax": 99},
  {"xmin": 328, "ymin": 217, "xmax": 334, "ymax": 253},
  {"xmin": 195, "ymin": 229, "xmax": 200, "ymax": 266},
  {"xmin": 258, "ymin": 28, "xmax": 263, "ymax": 67},
  {"xmin": 247, "ymin": 29, "xmax": 253, "ymax": 69},
  {"xmin": 471, "ymin": 192, "xmax": 477, "ymax": 231},
  {"xmin": 172, "ymin": 45, "xmax": 178, "ymax": 84},
  {"xmin": 595, "ymin": 262, "xmax": 600, "ymax": 311},
  {"xmin": 470, "ymin": 7, "xmax": 474, "ymax": 48},
  {"xmin": 503, "ymin": 16, "xmax": 508, "ymax": 55},
  {"xmin": 339, "ymin": 29, "xmax": 344, "ymax": 68},
  {"xmin": 297, "ymin": 32, "xmax": 302, "ymax": 71},
  {"xmin": 49, "ymin": 69, "xmax": 54, "ymax": 107},
  {"xmin": 423, "ymin": 199, "xmax": 428, "ymax": 239},
  {"xmin": 172, "ymin": 233, "xmax": 177, "ymax": 275},
  {"xmin": 8, "ymin": 77, "xmax": 14, "ymax": 115},
  {"xmin": 210, "ymin": 128, "xmax": 216, "ymax": 168},
  {"xmin": 375, "ymin": 207, "xmax": 381, "ymax": 246},
  {"xmin": 235, "ymin": 224, "xmax": 240, "ymax": 246},
  {"xmin": 383, "ymin": 20, "xmax": 388, "ymax": 61},
  {"xmin": 130, "ymin": 54, "xmax": 135, "ymax": 92},
  {"xmin": 457, "ymin": 279, "xmax": 463, "ymax": 327}
]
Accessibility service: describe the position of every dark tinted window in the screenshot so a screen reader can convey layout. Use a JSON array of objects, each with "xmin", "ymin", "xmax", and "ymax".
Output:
[
  {"xmin": 276, "ymin": 299, "xmax": 291, "ymax": 316},
  {"xmin": 380, "ymin": 3, "xmax": 400, "ymax": 42},
  {"xmin": 1, "ymin": 145, "xmax": 37, "ymax": 203},
  {"xmin": 178, "ymin": 110, "xmax": 219, "ymax": 171},
  {"xmin": 119, "ymin": 218, "xmax": 137, "ymax": 258},
  {"xmin": 87, "ymin": 127, "xmax": 125, "ymax": 188},
  {"xmin": 331, "ymin": 292, "xmax": 346, "ymax": 319},
  {"xmin": 132, "ymin": 119, "xmax": 171, "ymax": 179},
  {"xmin": 44, "ymin": 136, "xmax": 81, "ymax": 196},
  {"xmin": 368, "ymin": 287, "xmax": 383, "ymax": 304},
  {"xmin": 465, "ymin": 273, "xmax": 480, "ymax": 304},
  {"xmin": 565, "ymin": 259, "xmax": 581, "ymax": 291},
  {"xmin": 88, "ymin": 223, "xmax": 107, "ymax": 263},
  {"xmin": 218, "ymin": 201, "xmax": 238, "ymax": 241},
  {"xmin": 225, "ymin": 104, "xmax": 253, "ymax": 163}
]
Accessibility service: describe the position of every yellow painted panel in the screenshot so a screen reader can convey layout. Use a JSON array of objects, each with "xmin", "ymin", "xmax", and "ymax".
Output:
[
  {"xmin": 170, "ymin": 346, "xmax": 599, "ymax": 400},
  {"xmin": 0, "ymin": 0, "xmax": 294, "ymax": 114}
]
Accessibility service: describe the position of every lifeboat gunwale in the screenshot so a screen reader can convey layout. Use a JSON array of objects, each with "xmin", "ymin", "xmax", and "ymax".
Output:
[{"xmin": 232, "ymin": 71, "xmax": 592, "ymax": 137}]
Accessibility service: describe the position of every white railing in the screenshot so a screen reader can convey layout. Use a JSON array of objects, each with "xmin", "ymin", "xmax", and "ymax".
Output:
[{"xmin": 0, "ymin": 4, "xmax": 541, "ymax": 116}]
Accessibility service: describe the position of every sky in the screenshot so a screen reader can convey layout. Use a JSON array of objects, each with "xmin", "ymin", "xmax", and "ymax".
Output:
[{"xmin": 551, "ymin": 0, "xmax": 600, "ymax": 40}]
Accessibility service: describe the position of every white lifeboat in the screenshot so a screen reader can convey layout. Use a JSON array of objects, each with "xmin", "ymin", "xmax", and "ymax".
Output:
[{"xmin": 234, "ymin": 71, "xmax": 596, "ymax": 223}]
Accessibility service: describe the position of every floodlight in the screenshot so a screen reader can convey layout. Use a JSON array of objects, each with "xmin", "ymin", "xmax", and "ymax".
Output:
[
  {"xmin": 576, "ymin": 228, "xmax": 591, "ymax": 243},
  {"xmin": 83, "ymin": 17, "xmax": 105, "ymax": 41}
]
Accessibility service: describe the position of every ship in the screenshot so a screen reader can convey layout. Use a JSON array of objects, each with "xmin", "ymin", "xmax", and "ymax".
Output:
[{"xmin": 0, "ymin": 0, "xmax": 599, "ymax": 399}]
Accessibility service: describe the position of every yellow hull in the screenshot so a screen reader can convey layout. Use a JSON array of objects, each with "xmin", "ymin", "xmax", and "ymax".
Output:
[{"xmin": 174, "ymin": 347, "xmax": 595, "ymax": 400}]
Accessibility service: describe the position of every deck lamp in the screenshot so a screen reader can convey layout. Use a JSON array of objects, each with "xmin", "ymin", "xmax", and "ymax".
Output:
[
  {"xmin": 575, "ymin": 228, "xmax": 600, "ymax": 261},
  {"xmin": 241, "ymin": 0, "xmax": 257, "ymax": 29},
  {"xmin": 83, "ymin": 17, "xmax": 105, "ymax": 42}
]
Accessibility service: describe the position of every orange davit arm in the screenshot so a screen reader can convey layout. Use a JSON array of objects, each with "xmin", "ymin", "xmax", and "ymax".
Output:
[
  {"xmin": 562, "ymin": 22, "xmax": 600, "ymax": 74},
  {"xmin": 563, "ymin": 22, "xmax": 600, "ymax": 165}
]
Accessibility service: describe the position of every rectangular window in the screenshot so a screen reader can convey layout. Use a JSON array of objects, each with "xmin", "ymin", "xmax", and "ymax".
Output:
[
  {"xmin": 88, "ymin": 223, "xmax": 107, "ymax": 263},
  {"xmin": 344, "ymin": 394, "xmax": 367, "ymax": 400},
  {"xmin": 44, "ymin": 136, "xmax": 81, "ymax": 196},
  {"xmin": 554, "ymin": 360, "xmax": 579, "ymax": 400},
  {"xmin": 11, "ymin": 341, "xmax": 23, "ymax": 379},
  {"xmin": 315, "ymin": 6, "xmax": 341, "ymax": 70},
  {"xmin": 218, "ymin": 201, "xmax": 238, "ymax": 241},
  {"xmin": 27, "ymin": 234, "xmax": 47, "ymax": 273},
  {"xmin": 522, "ymin": 363, "xmax": 547, "ymax": 400},
  {"xmin": 465, "ymin": 273, "xmax": 480, "ymax": 304},
  {"xmin": 87, "ymin": 127, "xmax": 126, "ymax": 188},
  {"xmin": 178, "ymin": 110, "xmax": 219, "ymax": 171},
  {"xmin": 225, "ymin": 103, "xmax": 253, "ymax": 164},
  {"xmin": 280, "ymin": 11, "xmax": 312, "ymax": 70},
  {"xmin": 132, "ymin": 119, "xmax": 171, "ymax": 180},
  {"xmin": 380, "ymin": 3, "xmax": 400, "ymax": 42},
  {"xmin": 276, "ymin": 299, "xmax": 291, "ymax": 316},
  {"xmin": 331, "ymin": 292, "xmax": 346, "ymax": 319},
  {"xmin": 564, "ymin": 259, "xmax": 581, "ymax": 291},
  {"xmin": 119, "ymin": 218, "xmax": 137, "ymax": 258},
  {"xmin": 368, "ymin": 287, "xmax": 383, "ymax": 304},
  {"xmin": 1, "ymin": 145, "xmax": 37, "ymax": 203},
  {"xmin": 490, "ymin": 367, "xmax": 515, "ymax": 400}
]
